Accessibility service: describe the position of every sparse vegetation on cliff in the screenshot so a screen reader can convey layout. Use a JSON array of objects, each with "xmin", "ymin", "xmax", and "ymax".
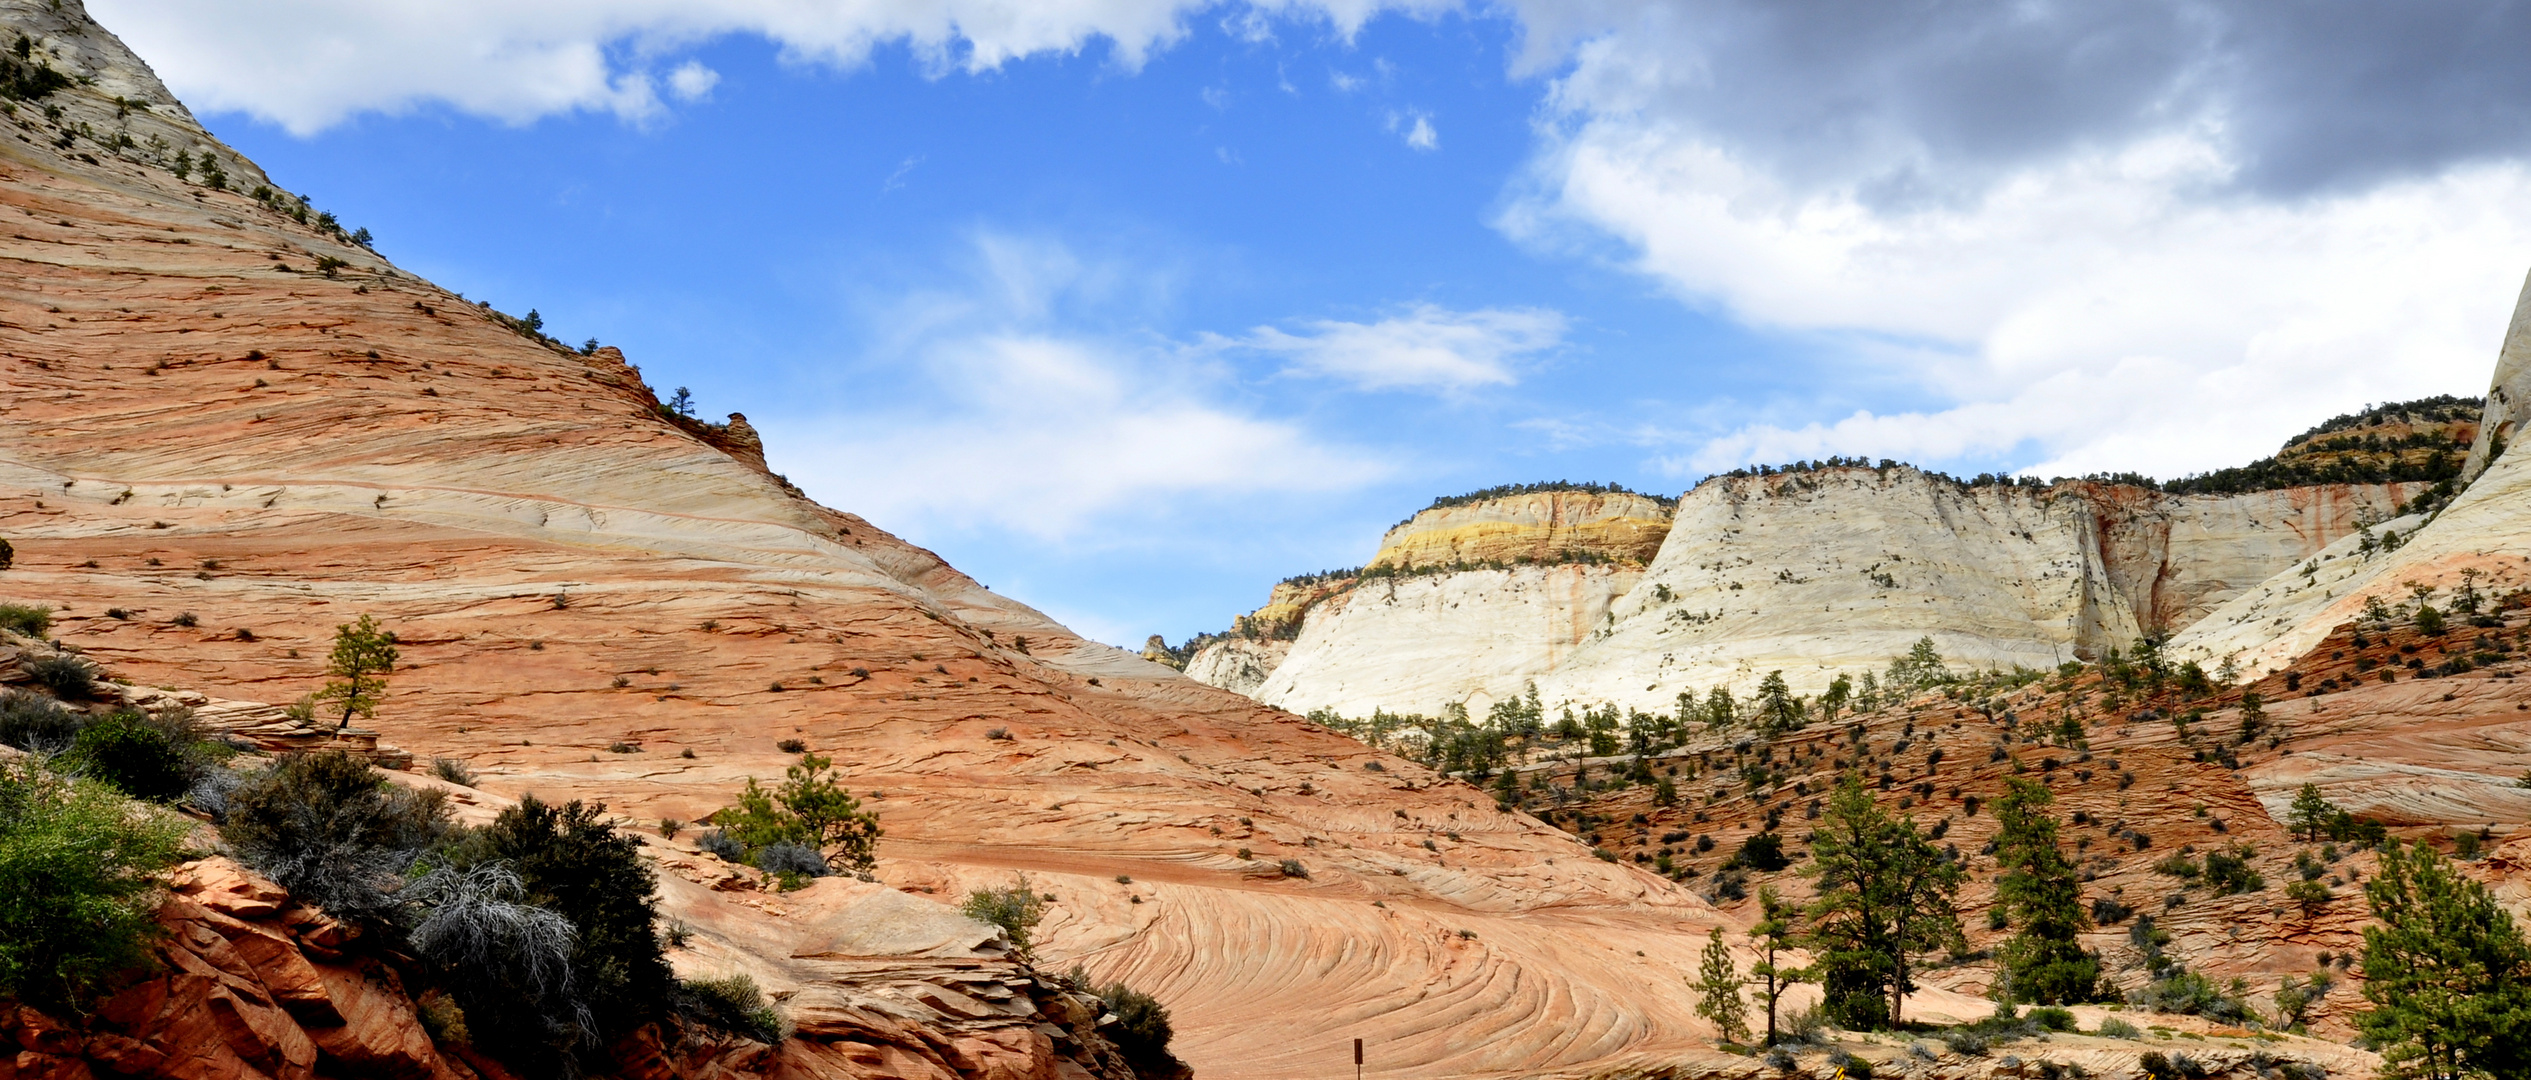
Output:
[
  {"xmin": 963, "ymin": 874, "xmax": 1052, "ymax": 960},
  {"xmin": 1, "ymin": 35, "xmax": 72, "ymax": 101},
  {"xmin": 705, "ymin": 752, "xmax": 882, "ymax": 874},
  {"xmin": 1404, "ymin": 479, "xmax": 1677, "ymax": 527}
]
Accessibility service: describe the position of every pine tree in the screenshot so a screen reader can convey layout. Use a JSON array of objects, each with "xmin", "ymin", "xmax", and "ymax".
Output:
[
  {"xmin": 1889, "ymin": 636, "xmax": 1947, "ymax": 690},
  {"xmin": 1692, "ymin": 927, "xmax": 1751, "ymax": 1045},
  {"xmin": 1757, "ymin": 671, "xmax": 1805, "ymax": 734},
  {"xmin": 1806, "ymin": 773, "xmax": 1964, "ymax": 1028},
  {"xmin": 1751, "ymin": 887, "xmax": 1808, "ymax": 1045},
  {"xmin": 1991, "ymin": 778, "xmax": 2101, "ymax": 1005},
  {"xmin": 1819, "ymin": 674, "xmax": 1853, "ymax": 721},
  {"xmin": 317, "ymin": 614, "xmax": 397, "ymax": 730},
  {"xmin": 1704, "ymin": 686, "xmax": 1737, "ymax": 730},
  {"xmin": 2288, "ymin": 784, "xmax": 2336, "ymax": 843},
  {"xmin": 2359, "ymin": 840, "xmax": 2531, "ymax": 1080}
]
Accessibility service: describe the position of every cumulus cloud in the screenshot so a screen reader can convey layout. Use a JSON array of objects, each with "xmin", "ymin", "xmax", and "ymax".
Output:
[
  {"xmin": 1229, "ymin": 304, "xmax": 1564, "ymax": 391},
  {"xmin": 1497, "ymin": 0, "xmax": 2531, "ymax": 478},
  {"xmin": 85, "ymin": 0, "xmax": 1460, "ymax": 135},
  {"xmin": 1386, "ymin": 108, "xmax": 1437, "ymax": 151},
  {"xmin": 765, "ymin": 235, "xmax": 1389, "ymax": 540},
  {"xmin": 665, "ymin": 60, "xmax": 719, "ymax": 100}
]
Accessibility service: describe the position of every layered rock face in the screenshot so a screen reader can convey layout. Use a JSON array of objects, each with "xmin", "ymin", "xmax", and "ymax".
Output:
[
  {"xmin": 1200, "ymin": 472, "xmax": 2414, "ymax": 716},
  {"xmin": 1196, "ymin": 490, "xmax": 1670, "ymax": 716},
  {"xmin": 0, "ymin": 5, "xmax": 1761, "ymax": 1078},
  {"xmin": 1531, "ymin": 472, "xmax": 2414, "ymax": 711},
  {"xmin": 1366, "ymin": 489, "xmax": 1674, "ymax": 570}
]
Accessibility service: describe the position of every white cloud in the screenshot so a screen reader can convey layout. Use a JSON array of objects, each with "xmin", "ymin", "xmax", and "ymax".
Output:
[
  {"xmin": 1500, "ymin": 8, "xmax": 2531, "ymax": 480},
  {"xmin": 764, "ymin": 235, "xmax": 1389, "ymax": 540},
  {"xmin": 84, "ymin": 0, "xmax": 1191, "ymax": 133},
  {"xmin": 1385, "ymin": 109, "xmax": 1437, "ymax": 151},
  {"xmin": 86, "ymin": 0, "xmax": 1460, "ymax": 135},
  {"xmin": 1229, "ymin": 303, "xmax": 1564, "ymax": 391},
  {"xmin": 666, "ymin": 60, "xmax": 719, "ymax": 100}
]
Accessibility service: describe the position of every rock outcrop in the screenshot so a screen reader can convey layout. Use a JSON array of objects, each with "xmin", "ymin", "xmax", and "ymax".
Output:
[
  {"xmin": 1367, "ymin": 489, "xmax": 1674, "ymax": 570},
  {"xmin": 1199, "ymin": 474, "xmax": 2416, "ymax": 716}
]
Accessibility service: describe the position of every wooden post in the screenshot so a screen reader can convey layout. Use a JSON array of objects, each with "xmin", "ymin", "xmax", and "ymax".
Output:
[{"xmin": 1354, "ymin": 1038, "xmax": 1364, "ymax": 1080}]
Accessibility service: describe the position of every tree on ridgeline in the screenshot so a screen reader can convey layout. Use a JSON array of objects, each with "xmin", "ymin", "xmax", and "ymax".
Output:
[{"xmin": 1757, "ymin": 671, "xmax": 1805, "ymax": 735}]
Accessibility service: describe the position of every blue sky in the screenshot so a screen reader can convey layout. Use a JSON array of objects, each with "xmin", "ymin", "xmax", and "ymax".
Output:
[{"xmin": 93, "ymin": 0, "xmax": 2531, "ymax": 647}]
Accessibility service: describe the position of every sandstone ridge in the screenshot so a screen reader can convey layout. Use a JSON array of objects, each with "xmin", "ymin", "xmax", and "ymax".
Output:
[{"xmin": 0, "ymin": 3, "xmax": 1791, "ymax": 1078}]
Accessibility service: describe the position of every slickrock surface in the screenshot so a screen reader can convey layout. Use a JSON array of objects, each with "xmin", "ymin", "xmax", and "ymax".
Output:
[
  {"xmin": 1200, "ymin": 473, "xmax": 2413, "ymax": 716},
  {"xmin": 1247, "ymin": 563, "xmax": 1644, "ymax": 716},
  {"xmin": 0, "ymin": 4, "xmax": 1767, "ymax": 1077}
]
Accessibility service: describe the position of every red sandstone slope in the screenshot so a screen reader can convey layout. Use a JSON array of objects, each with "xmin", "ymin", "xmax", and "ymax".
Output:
[{"xmin": 0, "ymin": 4, "xmax": 1752, "ymax": 1078}]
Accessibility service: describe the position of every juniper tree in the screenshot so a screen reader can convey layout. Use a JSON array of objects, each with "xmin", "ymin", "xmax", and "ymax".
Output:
[
  {"xmin": 2359, "ymin": 840, "xmax": 2531, "ymax": 1080},
  {"xmin": 1806, "ymin": 773, "xmax": 1963, "ymax": 1029},
  {"xmin": 1991, "ymin": 778, "xmax": 2101, "ymax": 1005}
]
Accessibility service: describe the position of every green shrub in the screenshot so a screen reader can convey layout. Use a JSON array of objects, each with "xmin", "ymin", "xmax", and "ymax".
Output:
[
  {"xmin": 22, "ymin": 654, "xmax": 93, "ymax": 699},
  {"xmin": 2095, "ymin": 1017, "xmax": 2142, "ymax": 1039},
  {"xmin": 679, "ymin": 973, "xmax": 784, "ymax": 1043},
  {"xmin": 2131, "ymin": 969, "xmax": 2256, "ymax": 1023},
  {"xmin": 0, "ymin": 603, "xmax": 51, "ymax": 638},
  {"xmin": 1087, "ymin": 977, "xmax": 1180, "ymax": 1079},
  {"xmin": 0, "ymin": 690, "xmax": 82, "ymax": 754},
  {"xmin": 709, "ymin": 753, "xmax": 880, "ymax": 872},
  {"xmin": 963, "ymin": 874, "xmax": 1050, "ymax": 961},
  {"xmin": 61, "ymin": 710, "xmax": 216, "ymax": 801},
  {"xmin": 461, "ymin": 795, "xmax": 674, "ymax": 1063},
  {"xmin": 221, "ymin": 751, "xmax": 455, "ymax": 923},
  {"xmin": 2202, "ymin": 845, "xmax": 2265, "ymax": 895},
  {"xmin": 0, "ymin": 760, "xmax": 187, "ymax": 1005},
  {"xmin": 2026, "ymin": 1005, "xmax": 2076, "ymax": 1031},
  {"xmin": 1730, "ymin": 832, "xmax": 1789, "ymax": 871},
  {"xmin": 429, "ymin": 757, "xmax": 477, "ymax": 786},
  {"xmin": 416, "ymin": 989, "xmax": 470, "ymax": 1045}
]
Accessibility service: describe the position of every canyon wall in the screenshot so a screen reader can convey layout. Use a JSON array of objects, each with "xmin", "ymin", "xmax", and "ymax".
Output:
[{"xmin": 1199, "ymin": 472, "xmax": 2419, "ymax": 716}]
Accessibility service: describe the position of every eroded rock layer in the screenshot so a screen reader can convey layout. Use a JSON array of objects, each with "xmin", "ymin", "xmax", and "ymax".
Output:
[{"xmin": 1368, "ymin": 489, "xmax": 1675, "ymax": 570}]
